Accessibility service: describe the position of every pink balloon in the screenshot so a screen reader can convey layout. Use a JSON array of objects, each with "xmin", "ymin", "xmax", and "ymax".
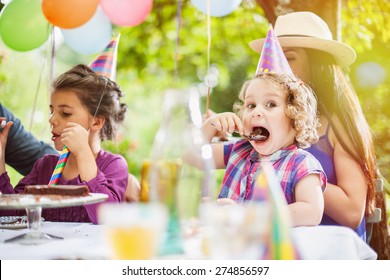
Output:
[{"xmin": 101, "ymin": 0, "xmax": 153, "ymax": 27}]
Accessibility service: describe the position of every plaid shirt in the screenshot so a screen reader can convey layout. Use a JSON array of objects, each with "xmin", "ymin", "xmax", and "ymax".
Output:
[{"xmin": 218, "ymin": 139, "xmax": 326, "ymax": 204}]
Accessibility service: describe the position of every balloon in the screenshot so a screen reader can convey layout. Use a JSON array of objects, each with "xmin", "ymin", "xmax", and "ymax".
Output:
[
  {"xmin": 42, "ymin": 0, "xmax": 99, "ymax": 29},
  {"xmin": 191, "ymin": 0, "xmax": 242, "ymax": 17},
  {"xmin": 0, "ymin": 0, "xmax": 50, "ymax": 51},
  {"xmin": 61, "ymin": 7, "xmax": 112, "ymax": 55},
  {"xmin": 100, "ymin": 0, "xmax": 153, "ymax": 27}
]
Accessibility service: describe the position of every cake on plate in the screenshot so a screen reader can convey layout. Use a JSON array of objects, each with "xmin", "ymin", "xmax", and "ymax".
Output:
[{"xmin": 24, "ymin": 185, "xmax": 89, "ymax": 196}]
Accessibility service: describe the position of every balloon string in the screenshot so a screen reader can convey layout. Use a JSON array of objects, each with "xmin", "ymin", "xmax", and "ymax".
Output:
[
  {"xmin": 28, "ymin": 26, "xmax": 53, "ymax": 132},
  {"xmin": 174, "ymin": 0, "xmax": 183, "ymax": 81},
  {"xmin": 205, "ymin": 0, "xmax": 211, "ymax": 114},
  {"xmin": 28, "ymin": 61, "xmax": 45, "ymax": 132},
  {"xmin": 50, "ymin": 26, "xmax": 55, "ymax": 84},
  {"xmin": 207, "ymin": 0, "xmax": 211, "ymax": 72}
]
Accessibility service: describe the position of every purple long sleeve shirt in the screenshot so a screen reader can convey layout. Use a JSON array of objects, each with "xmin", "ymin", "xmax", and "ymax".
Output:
[{"xmin": 0, "ymin": 149, "xmax": 128, "ymax": 224}]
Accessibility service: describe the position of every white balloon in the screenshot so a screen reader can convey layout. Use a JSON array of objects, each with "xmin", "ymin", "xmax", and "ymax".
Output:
[
  {"xmin": 191, "ymin": 0, "xmax": 242, "ymax": 17},
  {"xmin": 61, "ymin": 7, "xmax": 112, "ymax": 55}
]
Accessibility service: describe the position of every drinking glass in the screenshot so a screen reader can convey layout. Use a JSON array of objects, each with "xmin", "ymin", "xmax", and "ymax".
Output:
[
  {"xmin": 148, "ymin": 88, "xmax": 215, "ymax": 256},
  {"xmin": 200, "ymin": 202, "xmax": 270, "ymax": 259},
  {"xmin": 98, "ymin": 203, "xmax": 168, "ymax": 260}
]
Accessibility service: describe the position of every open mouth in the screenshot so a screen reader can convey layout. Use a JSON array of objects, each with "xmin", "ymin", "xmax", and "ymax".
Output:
[
  {"xmin": 248, "ymin": 126, "xmax": 269, "ymax": 142},
  {"xmin": 51, "ymin": 132, "xmax": 60, "ymax": 142}
]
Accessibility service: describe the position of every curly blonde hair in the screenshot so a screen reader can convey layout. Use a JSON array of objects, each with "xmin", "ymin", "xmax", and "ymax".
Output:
[{"xmin": 233, "ymin": 72, "xmax": 319, "ymax": 148}]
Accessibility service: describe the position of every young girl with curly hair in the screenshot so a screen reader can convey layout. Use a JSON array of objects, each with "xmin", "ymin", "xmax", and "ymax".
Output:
[
  {"xmin": 250, "ymin": 12, "xmax": 378, "ymax": 240},
  {"xmin": 202, "ymin": 72, "xmax": 326, "ymax": 226}
]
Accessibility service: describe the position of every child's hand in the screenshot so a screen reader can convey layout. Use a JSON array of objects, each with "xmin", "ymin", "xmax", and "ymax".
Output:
[
  {"xmin": 203, "ymin": 112, "xmax": 243, "ymax": 137},
  {"xmin": 61, "ymin": 122, "xmax": 90, "ymax": 157},
  {"xmin": 0, "ymin": 118, "xmax": 13, "ymax": 152},
  {"xmin": 0, "ymin": 118, "xmax": 13, "ymax": 174},
  {"xmin": 203, "ymin": 109, "xmax": 229, "ymax": 141},
  {"xmin": 217, "ymin": 198, "xmax": 238, "ymax": 206}
]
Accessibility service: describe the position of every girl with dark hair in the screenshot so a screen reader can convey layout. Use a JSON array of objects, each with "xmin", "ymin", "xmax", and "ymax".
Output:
[{"xmin": 0, "ymin": 64, "xmax": 129, "ymax": 224}]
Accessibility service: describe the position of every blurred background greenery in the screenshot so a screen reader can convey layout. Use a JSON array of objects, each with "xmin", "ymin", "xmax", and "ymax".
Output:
[{"xmin": 0, "ymin": 0, "xmax": 389, "ymax": 195}]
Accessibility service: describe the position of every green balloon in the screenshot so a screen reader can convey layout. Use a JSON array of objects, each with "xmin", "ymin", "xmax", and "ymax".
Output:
[{"xmin": 0, "ymin": 0, "xmax": 51, "ymax": 51}]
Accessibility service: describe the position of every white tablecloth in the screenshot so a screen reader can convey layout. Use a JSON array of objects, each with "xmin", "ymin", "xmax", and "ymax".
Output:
[{"xmin": 0, "ymin": 222, "xmax": 377, "ymax": 260}]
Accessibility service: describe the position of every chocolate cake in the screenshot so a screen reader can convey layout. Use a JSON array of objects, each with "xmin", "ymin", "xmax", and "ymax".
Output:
[
  {"xmin": 250, "ymin": 127, "xmax": 263, "ymax": 137},
  {"xmin": 24, "ymin": 185, "xmax": 89, "ymax": 196}
]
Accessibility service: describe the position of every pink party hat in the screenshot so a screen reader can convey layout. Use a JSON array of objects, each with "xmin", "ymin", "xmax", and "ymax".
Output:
[
  {"xmin": 89, "ymin": 34, "xmax": 120, "ymax": 81},
  {"xmin": 255, "ymin": 26, "xmax": 294, "ymax": 77}
]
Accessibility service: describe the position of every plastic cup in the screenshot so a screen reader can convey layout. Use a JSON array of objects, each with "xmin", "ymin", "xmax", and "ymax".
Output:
[{"xmin": 98, "ymin": 203, "xmax": 168, "ymax": 260}]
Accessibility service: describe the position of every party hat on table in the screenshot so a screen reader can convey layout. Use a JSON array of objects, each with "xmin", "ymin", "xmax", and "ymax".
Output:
[
  {"xmin": 48, "ymin": 146, "xmax": 70, "ymax": 186},
  {"xmin": 255, "ymin": 25, "xmax": 294, "ymax": 77},
  {"xmin": 253, "ymin": 162, "xmax": 299, "ymax": 260},
  {"xmin": 89, "ymin": 34, "xmax": 120, "ymax": 81}
]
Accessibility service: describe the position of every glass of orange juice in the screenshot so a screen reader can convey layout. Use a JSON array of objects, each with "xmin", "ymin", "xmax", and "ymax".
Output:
[{"xmin": 98, "ymin": 203, "xmax": 168, "ymax": 260}]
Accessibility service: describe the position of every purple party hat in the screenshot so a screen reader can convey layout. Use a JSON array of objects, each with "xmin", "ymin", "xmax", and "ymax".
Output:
[
  {"xmin": 255, "ymin": 26, "xmax": 294, "ymax": 77},
  {"xmin": 89, "ymin": 34, "xmax": 120, "ymax": 81}
]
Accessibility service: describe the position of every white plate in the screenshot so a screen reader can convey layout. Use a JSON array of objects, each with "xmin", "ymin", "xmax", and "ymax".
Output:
[{"xmin": 0, "ymin": 193, "xmax": 108, "ymax": 209}]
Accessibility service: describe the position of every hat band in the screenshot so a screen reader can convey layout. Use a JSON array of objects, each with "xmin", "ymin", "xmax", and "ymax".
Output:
[{"xmin": 277, "ymin": 34, "xmax": 323, "ymax": 39}]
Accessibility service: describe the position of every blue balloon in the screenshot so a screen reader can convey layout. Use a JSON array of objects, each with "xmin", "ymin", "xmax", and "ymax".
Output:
[
  {"xmin": 191, "ymin": 0, "xmax": 242, "ymax": 17},
  {"xmin": 61, "ymin": 7, "xmax": 112, "ymax": 55}
]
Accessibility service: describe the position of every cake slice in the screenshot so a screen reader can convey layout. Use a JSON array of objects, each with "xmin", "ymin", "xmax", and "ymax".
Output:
[{"xmin": 25, "ymin": 185, "xmax": 89, "ymax": 196}]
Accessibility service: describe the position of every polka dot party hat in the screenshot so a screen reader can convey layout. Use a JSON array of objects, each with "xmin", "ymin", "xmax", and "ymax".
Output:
[{"xmin": 255, "ymin": 25, "xmax": 294, "ymax": 77}]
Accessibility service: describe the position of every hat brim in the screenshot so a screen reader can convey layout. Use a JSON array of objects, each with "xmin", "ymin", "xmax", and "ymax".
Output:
[{"xmin": 249, "ymin": 36, "xmax": 356, "ymax": 67}]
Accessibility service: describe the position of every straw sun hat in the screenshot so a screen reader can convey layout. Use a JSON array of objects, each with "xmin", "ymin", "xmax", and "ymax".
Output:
[{"xmin": 249, "ymin": 11, "xmax": 356, "ymax": 67}]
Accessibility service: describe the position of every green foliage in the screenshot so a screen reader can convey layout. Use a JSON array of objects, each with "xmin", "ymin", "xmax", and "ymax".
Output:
[
  {"xmin": 343, "ymin": 0, "xmax": 390, "ymax": 181},
  {"xmin": 0, "ymin": 0, "xmax": 389, "ymax": 193}
]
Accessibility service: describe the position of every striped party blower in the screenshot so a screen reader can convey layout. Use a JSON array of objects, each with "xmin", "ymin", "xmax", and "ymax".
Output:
[
  {"xmin": 253, "ymin": 162, "xmax": 299, "ymax": 260},
  {"xmin": 48, "ymin": 146, "xmax": 70, "ymax": 186}
]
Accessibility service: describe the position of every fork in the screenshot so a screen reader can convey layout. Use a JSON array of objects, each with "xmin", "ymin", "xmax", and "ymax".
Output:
[
  {"xmin": 0, "ymin": 216, "xmax": 23, "ymax": 225},
  {"xmin": 233, "ymin": 130, "xmax": 266, "ymax": 141},
  {"xmin": 242, "ymin": 133, "xmax": 267, "ymax": 141}
]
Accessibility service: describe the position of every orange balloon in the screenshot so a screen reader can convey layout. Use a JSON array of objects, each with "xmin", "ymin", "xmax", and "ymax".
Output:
[{"xmin": 42, "ymin": 0, "xmax": 99, "ymax": 29}]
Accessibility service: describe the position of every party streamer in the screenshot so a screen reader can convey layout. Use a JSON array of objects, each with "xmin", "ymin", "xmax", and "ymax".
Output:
[
  {"xmin": 48, "ymin": 146, "xmax": 70, "ymax": 186},
  {"xmin": 205, "ymin": 0, "xmax": 211, "ymax": 114},
  {"xmin": 253, "ymin": 162, "xmax": 299, "ymax": 260}
]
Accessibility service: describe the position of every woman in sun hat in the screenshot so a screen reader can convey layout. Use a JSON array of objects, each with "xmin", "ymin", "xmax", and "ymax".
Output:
[{"xmin": 250, "ymin": 11, "xmax": 377, "ymax": 241}]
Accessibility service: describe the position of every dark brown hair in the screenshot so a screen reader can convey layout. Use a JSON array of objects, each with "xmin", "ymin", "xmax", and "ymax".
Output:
[
  {"xmin": 305, "ymin": 49, "xmax": 377, "ymax": 216},
  {"xmin": 52, "ymin": 64, "xmax": 127, "ymax": 141}
]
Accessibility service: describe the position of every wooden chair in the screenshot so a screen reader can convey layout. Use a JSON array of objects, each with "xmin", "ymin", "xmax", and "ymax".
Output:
[
  {"xmin": 366, "ymin": 178, "xmax": 384, "ymax": 242},
  {"xmin": 367, "ymin": 177, "xmax": 390, "ymax": 259}
]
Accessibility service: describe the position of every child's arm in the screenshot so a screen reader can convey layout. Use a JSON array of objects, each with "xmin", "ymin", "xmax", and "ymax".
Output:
[
  {"xmin": 124, "ymin": 173, "xmax": 140, "ymax": 202},
  {"xmin": 83, "ymin": 155, "xmax": 128, "ymax": 223},
  {"xmin": 288, "ymin": 174, "xmax": 324, "ymax": 227},
  {"xmin": 217, "ymin": 198, "xmax": 238, "ymax": 205}
]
